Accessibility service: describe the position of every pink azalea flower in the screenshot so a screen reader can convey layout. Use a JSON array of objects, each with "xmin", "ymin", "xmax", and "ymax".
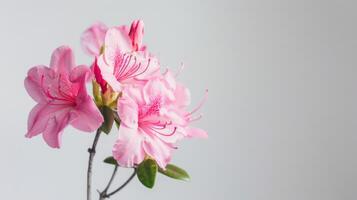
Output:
[
  {"xmin": 24, "ymin": 46, "xmax": 104, "ymax": 148},
  {"xmin": 81, "ymin": 20, "xmax": 155, "ymax": 93},
  {"xmin": 113, "ymin": 71, "xmax": 207, "ymax": 168},
  {"xmin": 97, "ymin": 22, "xmax": 159, "ymax": 92}
]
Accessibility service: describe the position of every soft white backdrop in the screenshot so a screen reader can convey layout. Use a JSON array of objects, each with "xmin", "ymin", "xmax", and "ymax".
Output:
[{"xmin": 1, "ymin": 0, "xmax": 356, "ymax": 200}]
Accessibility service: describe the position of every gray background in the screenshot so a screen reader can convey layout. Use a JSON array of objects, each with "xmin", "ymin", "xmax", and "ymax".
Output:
[{"xmin": 1, "ymin": 0, "xmax": 356, "ymax": 199}]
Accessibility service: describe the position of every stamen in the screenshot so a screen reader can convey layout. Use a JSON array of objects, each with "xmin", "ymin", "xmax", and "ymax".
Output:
[
  {"xmin": 149, "ymin": 126, "xmax": 177, "ymax": 137},
  {"xmin": 115, "ymin": 54, "xmax": 131, "ymax": 78},
  {"xmin": 114, "ymin": 53, "xmax": 151, "ymax": 81},
  {"xmin": 150, "ymin": 121, "xmax": 172, "ymax": 130},
  {"xmin": 175, "ymin": 63, "xmax": 185, "ymax": 77},
  {"xmin": 126, "ymin": 58, "xmax": 151, "ymax": 79},
  {"xmin": 187, "ymin": 89, "xmax": 208, "ymax": 116},
  {"xmin": 189, "ymin": 114, "xmax": 203, "ymax": 122},
  {"xmin": 120, "ymin": 56, "xmax": 139, "ymax": 78}
]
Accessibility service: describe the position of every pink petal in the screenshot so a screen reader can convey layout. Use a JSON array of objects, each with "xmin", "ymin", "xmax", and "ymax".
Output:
[
  {"xmin": 152, "ymin": 124, "xmax": 185, "ymax": 144},
  {"xmin": 117, "ymin": 91, "xmax": 139, "ymax": 129},
  {"xmin": 143, "ymin": 78, "xmax": 175, "ymax": 105},
  {"xmin": 103, "ymin": 28, "xmax": 132, "ymax": 67},
  {"xmin": 97, "ymin": 54, "xmax": 122, "ymax": 92},
  {"xmin": 24, "ymin": 66, "xmax": 54, "ymax": 102},
  {"xmin": 159, "ymin": 108, "xmax": 187, "ymax": 126},
  {"xmin": 80, "ymin": 22, "xmax": 108, "ymax": 56},
  {"xmin": 69, "ymin": 65, "xmax": 92, "ymax": 83},
  {"xmin": 162, "ymin": 70, "xmax": 176, "ymax": 90},
  {"xmin": 70, "ymin": 95, "xmax": 103, "ymax": 132},
  {"xmin": 128, "ymin": 20, "xmax": 144, "ymax": 51},
  {"xmin": 185, "ymin": 127, "xmax": 208, "ymax": 139},
  {"xmin": 174, "ymin": 83, "xmax": 191, "ymax": 107},
  {"xmin": 26, "ymin": 103, "xmax": 54, "ymax": 138},
  {"xmin": 113, "ymin": 125, "xmax": 145, "ymax": 167},
  {"xmin": 122, "ymin": 85, "xmax": 145, "ymax": 105},
  {"xmin": 116, "ymin": 25, "xmax": 129, "ymax": 35},
  {"xmin": 143, "ymin": 134, "xmax": 173, "ymax": 169},
  {"xmin": 133, "ymin": 53, "xmax": 161, "ymax": 81},
  {"xmin": 42, "ymin": 109, "xmax": 73, "ymax": 148},
  {"xmin": 50, "ymin": 46, "xmax": 75, "ymax": 74}
]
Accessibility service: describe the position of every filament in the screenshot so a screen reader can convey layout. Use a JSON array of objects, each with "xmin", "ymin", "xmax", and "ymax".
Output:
[{"xmin": 187, "ymin": 89, "xmax": 208, "ymax": 116}]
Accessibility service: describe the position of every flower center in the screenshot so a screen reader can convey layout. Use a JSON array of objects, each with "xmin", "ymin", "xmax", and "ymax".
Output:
[
  {"xmin": 138, "ymin": 97, "xmax": 177, "ymax": 137},
  {"xmin": 41, "ymin": 74, "xmax": 76, "ymax": 106}
]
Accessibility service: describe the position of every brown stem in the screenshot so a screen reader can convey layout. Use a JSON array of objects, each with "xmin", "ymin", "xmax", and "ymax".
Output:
[
  {"xmin": 99, "ymin": 168, "xmax": 137, "ymax": 199},
  {"xmin": 99, "ymin": 165, "xmax": 118, "ymax": 200},
  {"xmin": 87, "ymin": 129, "xmax": 102, "ymax": 200}
]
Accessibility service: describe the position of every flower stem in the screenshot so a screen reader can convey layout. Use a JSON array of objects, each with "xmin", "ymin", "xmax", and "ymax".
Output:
[
  {"xmin": 99, "ymin": 168, "xmax": 137, "ymax": 199},
  {"xmin": 87, "ymin": 128, "xmax": 102, "ymax": 200},
  {"xmin": 99, "ymin": 165, "xmax": 118, "ymax": 199}
]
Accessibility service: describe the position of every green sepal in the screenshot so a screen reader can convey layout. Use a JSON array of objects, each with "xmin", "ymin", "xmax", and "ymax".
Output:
[
  {"xmin": 92, "ymin": 81, "xmax": 103, "ymax": 105},
  {"xmin": 100, "ymin": 106, "xmax": 114, "ymax": 134}
]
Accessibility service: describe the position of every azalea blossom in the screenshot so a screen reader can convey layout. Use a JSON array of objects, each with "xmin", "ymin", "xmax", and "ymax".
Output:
[
  {"xmin": 24, "ymin": 19, "xmax": 208, "ymax": 197},
  {"xmin": 81, "ymin": 20, "xmax": 156, "ymax": 93},
  {"xmin": 98, "ymin": 28, "xmax": 160, "ymax": 92},
  {"xmin": 97, "ymin": 27, "xmax": 159, "ymax": 92},
  {"xmin": 24, "ymin": 46, "xmax": 104, "ymax": 148},
  {"xmin": 113, "ymin": 70, "xmax": 207, "ymax": 168}
]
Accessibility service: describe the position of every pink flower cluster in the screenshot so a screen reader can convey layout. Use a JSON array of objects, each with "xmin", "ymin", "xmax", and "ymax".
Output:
[{"xmin": 25, "ymin": 20, "xmax": 207, "ymax": 169}]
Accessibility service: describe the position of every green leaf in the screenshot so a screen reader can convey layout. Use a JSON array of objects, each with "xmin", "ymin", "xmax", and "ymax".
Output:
[
  {"xmin": 158, "ymin": 164, "xmax": 190, "ymax": 181},
  {"xmin": 100, "ymin": 106, "xmax": 114, "ymax": 134},
  {"xmin": 137, "ymin": 159, "xmax": 158, "ymax": 188},
  {"xmin": 103, "ymin": 156, "xmax": 118, "ymax": 165}
]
